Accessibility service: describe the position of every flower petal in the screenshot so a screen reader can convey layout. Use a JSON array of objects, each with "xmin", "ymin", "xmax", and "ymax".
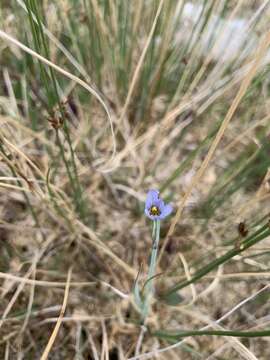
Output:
[
  {"xmin": 160, "ymin": 204, "xmax": 173, "ymax": 219},
  {"xmin": 145, "ymin": 189, "xmax": 159, "ymax": 208},
  {"xmin": 155, "ymin": 198, "xmax": 165, "ymax": 211}
]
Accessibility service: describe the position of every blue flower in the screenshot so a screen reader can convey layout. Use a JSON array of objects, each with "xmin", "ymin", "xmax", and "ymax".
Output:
[{"xmin": 144, "ymin": 189, "xmax": 173, "ymax": 220}]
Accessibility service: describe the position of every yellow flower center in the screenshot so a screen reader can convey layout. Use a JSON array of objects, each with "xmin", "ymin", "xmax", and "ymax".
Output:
[{"xmin": 150, "ymin": 205, "xmax": 160, "ymax": 216}]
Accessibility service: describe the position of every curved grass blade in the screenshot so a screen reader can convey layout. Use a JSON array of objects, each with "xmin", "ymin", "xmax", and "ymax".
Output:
[{"xmin": 163, "ymin": 222, "xmax": 270, "ymax": 298}]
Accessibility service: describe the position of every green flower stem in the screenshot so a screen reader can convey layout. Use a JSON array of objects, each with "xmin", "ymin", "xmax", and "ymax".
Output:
[
  {"xmin": 152, "ymin": 219, "xmax": 157, "ymax": 239},
  {"xmin": 142, "ymin": 220, "xmax": 161, "ymax": 321}
]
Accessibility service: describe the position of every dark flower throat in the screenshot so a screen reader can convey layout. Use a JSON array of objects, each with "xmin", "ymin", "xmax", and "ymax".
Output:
[{"xmin": 150, "ymin": 205, "xmax": 160, "ymax": 216}]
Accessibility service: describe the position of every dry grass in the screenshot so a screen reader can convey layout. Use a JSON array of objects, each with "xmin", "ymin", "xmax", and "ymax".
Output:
[{"xmin": 0, "ymin": 0, "xmax": 270, "ymax": 359}]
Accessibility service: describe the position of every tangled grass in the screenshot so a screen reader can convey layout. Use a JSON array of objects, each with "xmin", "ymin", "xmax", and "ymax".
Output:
[{"xmin": 0, "ymin": 0, "xmax": 270, "ymax": 359}]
